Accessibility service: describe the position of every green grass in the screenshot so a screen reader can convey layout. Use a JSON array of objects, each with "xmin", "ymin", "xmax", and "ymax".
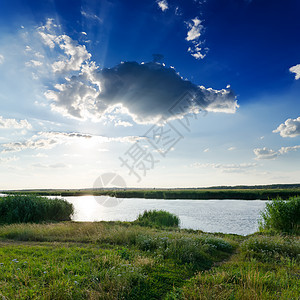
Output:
[
  {"xmin": 0, "ymin": 222, "xmax": 237, "ymax": 299},
  {"xmin": 0, "ymin": 221, "xmax": 298, "ymax": 299},
  {"xmin": 0, "ymin": 204, "xmax": 298, "ymax": 299},
  {"xmin": 178, "ymin": 234, "xmax": 300, "ymax": 299},
  {"xmin": 0, "ymin": 194, "xmax": 74, "ymax": 224},
  {"xmin": 134, "ymin": 210, "xmax": 180, "ymax": 228}
]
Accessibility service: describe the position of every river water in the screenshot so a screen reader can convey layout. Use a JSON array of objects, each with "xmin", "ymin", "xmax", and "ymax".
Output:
[{"xmin": 64, "ymin": 196, "xmax": 267, "ymax": 235}]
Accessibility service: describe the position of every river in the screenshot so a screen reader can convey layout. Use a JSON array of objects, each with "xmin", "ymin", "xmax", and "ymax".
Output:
[{"xmin": 64, "ymin": 196, "xmax": 267, "ymax": 235}]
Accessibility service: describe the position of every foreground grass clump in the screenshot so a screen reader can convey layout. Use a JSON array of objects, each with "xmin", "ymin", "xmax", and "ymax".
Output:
[
  {"xmin": 0, "ymin": 194, "xmax": 74, "ymax": 224},
  {"xmin": 259, "ymin": 197, "xmax": 300, "ymax": 234},
  {"xmin": 134, "ymin": 210, "xmax": 180, "ymax": 228},
  {"xmin": 176, "ymin": 234, "xmax": 300, "ymax": 299}
]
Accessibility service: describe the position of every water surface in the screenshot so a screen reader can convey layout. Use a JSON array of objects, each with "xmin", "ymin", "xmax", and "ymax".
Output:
[{"xmin": 64, "ymin": 196, "xmax": 267, "ymax": 235}]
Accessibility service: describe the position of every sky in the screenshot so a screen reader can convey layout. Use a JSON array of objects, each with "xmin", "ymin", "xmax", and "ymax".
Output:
[{"xmin": 0, "ymin": 0, "xmax": 300, "ymax": 189}]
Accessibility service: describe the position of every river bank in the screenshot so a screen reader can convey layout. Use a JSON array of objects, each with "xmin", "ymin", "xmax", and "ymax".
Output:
[{"xmin": 3, "ymin": 186, "xmax": 300, "ymax": 200}]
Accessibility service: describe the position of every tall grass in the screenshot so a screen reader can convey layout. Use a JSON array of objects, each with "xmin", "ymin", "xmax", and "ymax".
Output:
[
  {"xmin": 0, "ymin": 194, "xmax": 74, "ymax": 224},
  {"xmin": 134, "ymin": 210, "xmax": 180, "ymax": 228},
  {"xmin": 259, "ymin": 197, "xmax": 300, "ymax": 234},
  {"xmin": 178, "ymin": 234, "xmax": 300, "ymax": 299}
]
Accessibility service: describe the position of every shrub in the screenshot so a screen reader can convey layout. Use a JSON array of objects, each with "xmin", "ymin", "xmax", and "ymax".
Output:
[
  {"xmin": 0, "ymin": 194, "xmax": 74, "ymax": 224},
  {"xmin": 241, "ymin": 236, "xmax": 300, "ymax": 262},
  {"xmin": 134, "ymin": 210, "xmax": 180, "ymax": 228},
  {"xmin": 259, "ymin": 197, "xmax": 300, "ymax": 234}
]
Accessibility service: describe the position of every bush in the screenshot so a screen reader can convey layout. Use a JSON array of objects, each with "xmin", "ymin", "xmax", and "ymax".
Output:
[
  {"xmin": 259, "ymin": 197, "xmax": 300, "ymax": 234},
  {"xmin": 241, "ymin": 236, "xmax": 300, "ymax": 262},
  {"xmin": 134, "ymin": 210, "xmax": 180, "ymax": 228},
  {"xmin": 0, "ymin": 194, "xmax": 74, "ymax": 224},
  {"xmin": 134, "ymin": 233, "xmax": 234, "ymax": 270}
]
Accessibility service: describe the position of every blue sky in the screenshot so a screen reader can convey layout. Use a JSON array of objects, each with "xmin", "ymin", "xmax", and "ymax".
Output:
[{"xmin": 0, "ymin": 0, "xmax": 300, "ymax": 189}]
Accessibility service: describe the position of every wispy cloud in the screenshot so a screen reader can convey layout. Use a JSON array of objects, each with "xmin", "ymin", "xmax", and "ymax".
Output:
[
  {"xmin": 278, "ymin": 145, "xmax": 300, "ymax": 154},
  {"xmin": 273, "ymin": 116, "xmax": 300, "ymax": 137},
  {"xmin": 0, "ymin": 116, "xmax": 32, "ymax": 130},
  {"xmin": 0, "ymin": 54, "xmax": 4, "ymax": 65},
  {"xmin": 114, "ymin": 120, "xmax": 133, "ymax": 127},
  {"xmin": 254, "ymin": 145, "xmax": 300, "ymax": 160},
  {"xmin": 32, "ymin": 162, "xmax": 69, "ymax": 168},
  {"xmin": 81, "ymin": 10, "xmax": 102, "ymax": 23},
  {"xmin": 33, "ymin": 153, "xmax": 48, "ymax": 158},
  {"xmin": 0, "ymin": 156, "xmax": 19, "ymax": 163},
  {"xmin": 191, "ymin": 162, "xmax": 257, "ymax": 173},
  {"xmin": 25, "ymin": 60, "xmax": 43, "ymax": 67},
  {"xmin": 1, "ymin": 131, "xmax": 144, "ymax": 153}
]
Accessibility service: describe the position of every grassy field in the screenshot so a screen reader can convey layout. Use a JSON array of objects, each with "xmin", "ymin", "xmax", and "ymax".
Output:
[{"xmin": 0, "ymin": 221, "xmax": 298, "ymax": 299}]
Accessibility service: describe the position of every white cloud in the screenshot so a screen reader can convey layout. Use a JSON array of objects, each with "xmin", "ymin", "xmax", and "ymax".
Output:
[
  {"xmin": 186, "ymin": 17, "xmax": 208, "ymax": 59},
  {"xmin": 0, "ymin": 156, "xmax": 19, "ymax": 163},
  {"xmin": 273, "ymin": 116, "xmax": 300, "ymax": 137},
  {"xmin": 188, "ymin": 44, "xmax": 207, "ymax": 60},
  {"xmin": 34, "ymin": 153, "xmax": 49, "ymax": 158},
  {"xmin": 25, "ymin": 60, "xmax": 43, "ymax": 67},
  {"xmin": 289, "ymin": 64, "xmax": 300, "ymax": 80},
  {"xmin": 32, "ymin": 20, "xmax": 236, "ymax": 126},
  {"xmin": 114, "ymin": 120, "xmax": 133, "ymax": 127},
  {"xmin": 38, "ymin": 19, "xmax": 91, "ymax": 73},
  {"xmin": 1, "ymin": 131, "xmax": 144, "ymax": 153},
  {"xmin": 51, "ymin": 35, "xmax": 91, "ymax": 73},
  {"xmin": 157, "ymin": 0, "xmax": 168, "ymax": 11},
  {"xmin": 0, "ymin": 54, "xmax": 4, "ymax": 65},
  {"xmin": 97, "ymin": 149, "xmax": 109, "ymax": 152},
  {"xmin": 253, "ymin": 147, "xmax": 278, "ymax": 160},
  {"xmin": 278, "ymin": 145, "xmax": 300, "ymax": 155},
  {"xmin": 32, "ymin": 162, "xmax": 69, "ymax": 168},
  {"xmin": 228, "ymin": 147, "xmax": 236, "ymax": 151},
  {"xmin": 192, "ymin": 162, "xmax": 257, "ymax": 173},
  {"xmin": 254, "ymin": 145, "xmax": 300, "ymax": 160},
  {"xmin": 0, "ymin": 116, "xmax": 32, "ymax": 129},
  {"xmin": 186, "ymin": 18, "xmax": 203, "ymax": 41},
  {"xmin": 34, "ymin": 52, "xmax": 44, "ymax": 59}
]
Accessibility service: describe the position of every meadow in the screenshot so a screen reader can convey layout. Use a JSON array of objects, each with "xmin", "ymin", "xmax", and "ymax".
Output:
[{"xmin": 0, "ymin": 195, "xmax": 299, "ymax": 299}]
